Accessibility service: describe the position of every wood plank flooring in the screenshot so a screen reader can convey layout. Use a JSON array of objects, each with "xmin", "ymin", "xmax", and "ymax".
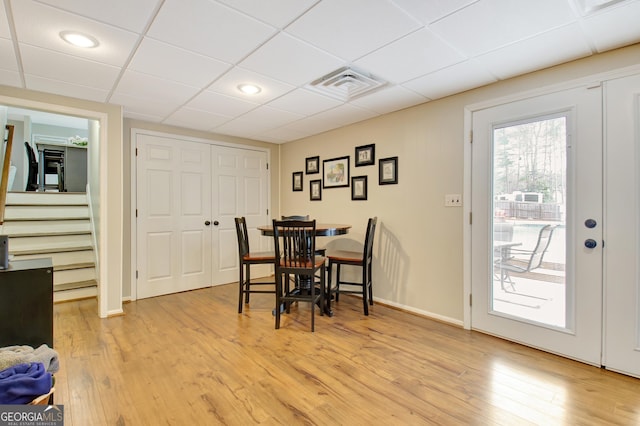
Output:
[{"xmin": 53, "ymin": 283, "xmax": 640, "ymax": 425}]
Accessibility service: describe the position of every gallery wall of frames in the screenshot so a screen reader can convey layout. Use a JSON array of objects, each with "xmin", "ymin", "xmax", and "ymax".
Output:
[{"xmin": 291, "ymin": 143, "xmax": 398, "ymax": 201}]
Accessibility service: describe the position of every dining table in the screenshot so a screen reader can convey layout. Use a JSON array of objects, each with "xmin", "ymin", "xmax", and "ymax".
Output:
[{"xmin": 257, "ymin": 223, "xmax": 351, "ymax": 316}]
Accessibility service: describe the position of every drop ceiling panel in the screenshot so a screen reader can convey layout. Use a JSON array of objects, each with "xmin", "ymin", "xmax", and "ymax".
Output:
[
  {"xmin": 146, "ymin": 0, "xmax": 276, "ymax": 63},
  {"xmin": 474, "ymin": 24, "xmax": 593, "ymax": 80},
  {"xmin": 163, "ymin": 107, "xmax": 231, "ymax": 131},
  {"xmin": 114, "ymin": 70, "xmax": 200, "ymax": 107},
  {"xmin": 109, "ymin": 92, "xmax": 174, "ymax": 119},
  {"xmin": 216, "ymin": 0, "xmax": 319, "ymax": 28},
  {"xmin": 266, "ymin": 88, "xmax": 342, "ymax": 116},
  {"xmin": 0, "ymin": 70, "xmax": 22, "ymax": 88},
  {"xmin": 581, "ymin": 1, "xmax": 640, "ymax": 51},
  {"xmin": 0, "ymin": 1, "xmax": 10, "ymax": 39},
  {"xmin": 12, "ymin": 0, "xmax": 139, "ymax": 67},
  {"xmin": 287, "ymin": 0, "xmax": 422, "ymax": 61},
  {"xmin": 239, "ymin": 33, "xmax": 344, "ymax": 86},
  {"xmin": 351, "ymin": 86, "xmax": 428, "ymax": 115},
  {"xmin": 0, "ymin": 39, "xmax": 18, "ymax": 72},
  {"xmin": 355, "ymin": 28, "xmax": 466, "ymax": 84},
  {"xmin": 129, "ymin": 38, "xmax": 231, "ymax": 88},
  {"xmin": 35, "ymin": 0, "xmax": 162, "ymax": 33},
  {"xmin": 207, "ymin": 68, "xmax": 295, "ymax": 103},
  {"xmin": 430, "ymin": 0, "xmax": 578, "ymax": 56},
  {"xmin": 392, "ymin": 0, "xmax": 478, "ymax": 24},
  {"xmin": 403, "ymin": 60, "xmax": 498, "ymax": 100},
  {"xmin": 186, "ymin": 90, "xmax": 258, "ymax": 117},
  {"xmin": 24, "ymin": 74, "xmax": 110, "ymax": 102},
  {"xmin": 20, "ymin": 44, "xmax": 121, "ymax": 90}
]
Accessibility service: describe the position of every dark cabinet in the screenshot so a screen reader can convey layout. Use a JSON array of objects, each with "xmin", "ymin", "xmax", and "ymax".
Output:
[{"xmin": 0, "ymin": 258, "xmax": 53, "ymax": 348}]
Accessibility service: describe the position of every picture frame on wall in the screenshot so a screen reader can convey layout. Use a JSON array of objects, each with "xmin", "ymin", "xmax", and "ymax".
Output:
[
  {"xmin": 323, "ymin": 156, "xmax": 350, "ymax": 188},
  {"xmin": 379, "ymin": 156, "xmax": 398, "ymax": 185},
  {"xmin": 351, "ymin": 176, "xmax": 367, "ymax": 200},
  {"xmin": 355, "ymin": 144, "xmax": 375, "ymax": 167},
  {"xmin": 305, "ymin": 156, "xmax": 320, "ymax": 174},
  {"xmin": 310, "ymin": 179, "xmax": 322, "ymax": 201},
  {"xmin": 292, "ymin": 171, "xmax": 303, "ymax": 191}
]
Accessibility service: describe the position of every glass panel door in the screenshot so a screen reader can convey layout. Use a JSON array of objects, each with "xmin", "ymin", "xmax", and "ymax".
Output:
[{"xmin": 471, "ymin": 85, "xmax": 602, "ymax": 365}]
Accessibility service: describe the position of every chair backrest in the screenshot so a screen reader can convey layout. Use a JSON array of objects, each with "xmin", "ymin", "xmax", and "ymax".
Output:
[
  {"xmin": 526, "ymin": 224, "xmax": 556, "ymax": 271},
  {"xmin": 234, "ymin": 217, "xmax": 250, "ymax": 258},
  {"xmin": 24, "ymin": 142, "xmax": 38, "ymax": 191},
  {"xmin": 493, "ymin": 222, "xmax": 514, "ymax": 242},
  {"xmin": 272, "ymin": 219, "xmax": 317, "ymax": 273},
  {"xmin": 363, "ymin": 217, "xmax": 378, "ymax": 266},
  {"xmin": 281, "ymin": 215, "xmax": 309, "ymax": 220}
]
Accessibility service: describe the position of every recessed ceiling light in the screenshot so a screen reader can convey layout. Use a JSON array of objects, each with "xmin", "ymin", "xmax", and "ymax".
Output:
[
  {"xmin": 60, "ymin": 31, "xmax": 99, "ymax": 48},
  {"xmin": 237, "ymin": 84, "xmax": 261, "ymax": 95}
]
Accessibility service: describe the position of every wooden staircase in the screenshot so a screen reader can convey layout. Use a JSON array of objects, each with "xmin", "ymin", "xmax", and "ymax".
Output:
[{"xmin": 0, "ymin": 192, "xmax": 97, "ymax": 302}]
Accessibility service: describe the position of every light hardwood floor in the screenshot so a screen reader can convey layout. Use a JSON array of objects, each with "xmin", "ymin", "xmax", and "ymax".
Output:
[{"xmin": 53, "ymin": 283, "xmax": 640, "ymax": 425}]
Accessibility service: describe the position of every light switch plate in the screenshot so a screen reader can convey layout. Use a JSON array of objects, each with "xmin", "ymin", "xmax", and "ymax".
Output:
[{"xmin": 445, "ymin": 194, "xmax": 462, "ymax": 207}]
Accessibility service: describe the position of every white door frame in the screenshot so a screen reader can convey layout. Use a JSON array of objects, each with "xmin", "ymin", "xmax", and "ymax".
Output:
[
  {"xmin": 130, "ymin": 128, "xmax": 271, "ymax": 301},
  {"xmin": 463, "ymin": 64, "xmax": 640, "ymax": 330}
]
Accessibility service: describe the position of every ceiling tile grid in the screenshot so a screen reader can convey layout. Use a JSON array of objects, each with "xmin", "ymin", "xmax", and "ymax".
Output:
[{"xmin": 0, "ymin": 0, "xmax": 638, "ymax": 143}]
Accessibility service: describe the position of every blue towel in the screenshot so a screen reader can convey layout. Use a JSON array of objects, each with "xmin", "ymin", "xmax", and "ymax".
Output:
[{"xmin": 0, "ymin": 362, "xmax": 52, "ymax": 404}]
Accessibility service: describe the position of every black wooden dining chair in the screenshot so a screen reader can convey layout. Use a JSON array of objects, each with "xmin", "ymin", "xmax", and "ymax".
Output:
[
  {"xmin": 235, "ymin": 217, "xmax": 276, "ymax": 313},
  {"xmin": 326, "ymin": 217, "xmax": 377, "ymax": 315},
  {"xmin": 272, "ymin": 219, "xmax": 326, "ymax": 331}
]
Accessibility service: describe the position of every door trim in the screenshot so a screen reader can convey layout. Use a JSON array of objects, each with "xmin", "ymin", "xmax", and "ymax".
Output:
[
  {"xmin": 463, "ymin": 64, "xmax": 640, "ymax": 330},
  {"xmin": 129, "ymin": 128, "xmax": 271, "ymax": 301}
]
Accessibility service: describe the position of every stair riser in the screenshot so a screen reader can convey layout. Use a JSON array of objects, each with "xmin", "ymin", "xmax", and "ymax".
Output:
[
  {"xmin": 54, "ymin": 267, "xmax": 96, "ymax": 286},
  {"xmin": 1, "ymin": 220, "xmax": 91, "ymax": 237},
  {"xmin": 6, "ymin": 192, "xmax": 88, "ymax": 206},
  {"xmin": 4, "ymin": 205, "xmax": 89, "ymax": 220},
  {"xmin": 12, "ymin": 250, "xmax": 95, "ymax": 270},
  {"xmin": 8, "ymin": 234, "xmax": 93, "ymax": 254}
]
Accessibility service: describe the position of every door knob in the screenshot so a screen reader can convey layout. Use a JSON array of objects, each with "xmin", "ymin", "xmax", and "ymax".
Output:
[
  {"xmin": 584, "ymin": 239, "xmax": 597, "ymax": 249},
  {"xmin": 204, "ymin": 220, "xmax": 211, "ymax": 226},
  {"xmin": 213, "ymin": 221, "xmax": 219, "ymax": 226},
  {"xmin": 584, "ymin": 219, "xmax": 597, "ymax": 229}
]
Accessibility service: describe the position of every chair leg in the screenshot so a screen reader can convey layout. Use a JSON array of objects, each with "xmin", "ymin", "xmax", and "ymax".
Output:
[
  {"xmin": 275, "ymin": 273, "xmax": 281, "ymax": 329},
  {"xmin": 335, "ymin": 264, "xmax": 341, "ymax": 302},
  {"xmin": 245, "ymin": 266, "xmax": 251, "ymax": 304},
  {"xmin": 362, "ymin": 275, "xmax": 369, "ymax": 316},
  {"xmin": 238, "ymin": 263, "xmax": 245, "ymax": 313}
]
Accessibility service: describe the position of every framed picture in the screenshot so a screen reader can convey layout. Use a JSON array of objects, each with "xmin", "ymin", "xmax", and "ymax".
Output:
[
  {"xmin": 292, "ymin": 171, "xmax": 303, "ymax": 191},
  {"xmin": 310, "ymin": 179, "xmax": 322, "ymax": 201},
  {"xmin": 379, "ymin": 156, "xmax": 398, "ymax": 185},
  {"xmin": 323, "ymin": 156, "xmax": 350, "ymax": 188},
  {"xmin": 351, "ymin": 176, "xmax": 367, "ymax": 200},
  {"xmin": 355, "ymin": 144, "xmax": 375, "ymax": 167},
  {"xmin": 305, "ymin": 156, "xmax": 320, "ymax": 174}
]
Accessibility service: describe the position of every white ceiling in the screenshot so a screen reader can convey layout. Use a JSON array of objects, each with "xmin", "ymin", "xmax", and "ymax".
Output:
[{"xmin": 1, "ymin": 0, "xmax": 639, "ymax": 143}]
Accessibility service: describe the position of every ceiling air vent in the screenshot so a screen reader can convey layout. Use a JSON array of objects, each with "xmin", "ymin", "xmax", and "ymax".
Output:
[{"xmin": 306, "ymin": 67, "xmax": 387, "ymax": 101}]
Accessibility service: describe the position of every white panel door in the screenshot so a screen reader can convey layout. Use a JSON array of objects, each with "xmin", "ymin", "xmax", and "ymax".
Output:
[
  {"xmin": 471, "ymin": 85, "xmax": 603, "ymax": 364},
  {"xmin": 211, "ymin": 145, "xmax": 269, "ymax": 285},
  {"xmin": 136, "ymin": 134, "xmax": 212, "ymax": 299},
  {"xmin": 603, "ymin": 73, "xmax": 640, "ymax": 378}
]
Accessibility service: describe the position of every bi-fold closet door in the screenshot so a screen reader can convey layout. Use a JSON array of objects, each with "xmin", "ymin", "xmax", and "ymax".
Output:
[{"xmin": 135, "ymin": 132, "xmax": 269, "ymax": 300}]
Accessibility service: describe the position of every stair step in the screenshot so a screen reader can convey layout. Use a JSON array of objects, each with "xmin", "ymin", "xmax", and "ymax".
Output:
[
  {"xmin": 54, "ymin": 285, "xmax": 97, "ymax": 303},
  {"xmin": 8, "ymin": 234, "xmax": 93, "ymax": 254},
  {"xmin": 4, "ymin": 205, "xmax": 89, "ymax": 221},
  {"xmin": 54, "ymin": 267, "xmax": 96, "ymax": 287},
  {"xmin": 1, "ymin": 220, "xmax": 91, "ymax": 237},
  {"xmin": 7, "ymin": 192, "xmax": 88, "ymax": 206},
  {"xmin": 12, "ymin": 250, "xmax": 95, "ymax": 271},
  {"xmin": 54, "ymin": 279, "xmax": 97, "ymax": 292}
]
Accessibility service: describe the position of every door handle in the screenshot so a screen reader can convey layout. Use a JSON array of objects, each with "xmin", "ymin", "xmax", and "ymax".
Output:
[
  {"xmin": 204, "ymin": 220, "xmax": 211, "ymax": 226},
  {"xmin": 213, "ymin": 221, "xmax": 219, "ymax": 226},
  {"xmin": 584, "ymin": 219, "xmax": 597, "ymax": 229},
  {"xmin": 584, "ymin": 239, "xmax": 597, "ymax": 249}
]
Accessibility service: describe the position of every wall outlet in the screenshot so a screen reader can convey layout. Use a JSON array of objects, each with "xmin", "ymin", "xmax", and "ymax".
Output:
[{"xmin": 445, "ymin": 194, "xmax": 462, "ymax": 207}]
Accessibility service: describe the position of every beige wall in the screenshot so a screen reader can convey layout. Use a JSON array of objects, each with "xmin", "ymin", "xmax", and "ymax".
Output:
[
  {"xmin": 280, "ymin": 43, "xmax": 640, "ymax": 324},
  {"xmin": 122, "ymin": 119, "xmax": 280, "ymax": 299}
]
